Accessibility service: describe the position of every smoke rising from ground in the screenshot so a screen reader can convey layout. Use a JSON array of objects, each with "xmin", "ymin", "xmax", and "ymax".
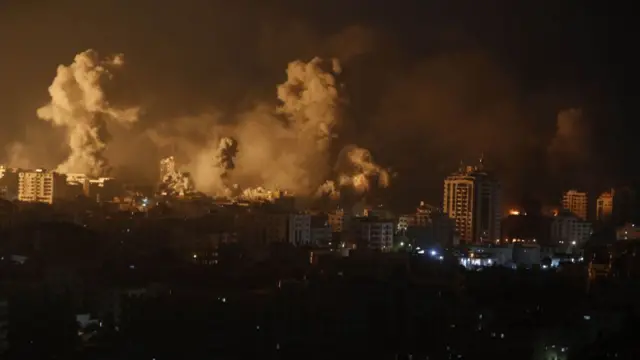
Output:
[
  {"xmin": 547, "ymin": 108, "xmax": 592, "ymax": 189},
  {"xmin": 0, "ymin": 2, "xmax": 608, "ymax": 208},
  {"xmin": 36, "ymin": 50, "xmax": 139, "ymax": 177}
]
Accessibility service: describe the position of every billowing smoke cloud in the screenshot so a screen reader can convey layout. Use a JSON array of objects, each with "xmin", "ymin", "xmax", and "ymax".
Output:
[
  {"xmin": 547, "ymin": 108, "xmax": 591, "ymax": 185},
  {"xmin": 548, "ymin": 108, "xmax": 588, "ymax": 159},
  {"xmin": 336, "ymin": 145, "xmax": 390, "ymax": 192},
  {"xmin": 316, "ymin": 145, "xmax": 390, "ymax": 199},
  {"xmin": 189, "ymin": 136, "xmax": 239, "ymax": 196},
  {"xmin": 159, "ymin": 156, "xmax": 195, "ymax": 196},
  {"xmin": 151, "ymin": 56, "xmax": 389, "ymax": 202},
  {"xmin": 37, "ymin": 49, "xmax": 139, "ymax": 177},
  {"xmin": 185, "ymin": 57, "xmax": 347, "ymax": 199},
  {"xmin": 277, "ymin": 57, "xmax": 343, "ymax": 151},
  {"xmin": 214, "ymin": 137, "xmax": 238, "ymax": 178}
]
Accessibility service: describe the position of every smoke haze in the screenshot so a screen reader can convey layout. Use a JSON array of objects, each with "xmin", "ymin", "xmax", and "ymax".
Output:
[
  {"xmin": 36, "ymin": 50, "xmax": 139, "ymax": 177},
  {"xmin": 0, "ymin": 0, "xmax": 629, "ymax": 209}
]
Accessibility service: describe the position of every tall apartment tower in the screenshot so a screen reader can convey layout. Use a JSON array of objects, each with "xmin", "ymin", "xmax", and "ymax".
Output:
[
  {"xmin": 18, "ymin": 169, "xmax": 66, "ymax": 204},
  {"xmin": 562, "ymin": 190, "xmax": 588, "ymax": 220},
  {"xmin": 596, "ymin": 189, "xmax": 614, "ymax": 222},
  {"xmin": 443, "ymin": 158, "xmax": 501, "ymax": 244}
]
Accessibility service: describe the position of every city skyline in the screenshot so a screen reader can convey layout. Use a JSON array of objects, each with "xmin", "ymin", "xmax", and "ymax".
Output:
[{"xmin": 0, "ymin": 1, "xmax": 636, "ymax": 210}]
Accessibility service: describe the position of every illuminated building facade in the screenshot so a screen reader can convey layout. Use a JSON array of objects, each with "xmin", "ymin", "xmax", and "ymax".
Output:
[
  {"xmin": 596, "ymin": 189, "xmax": 614, "ymax": 222},
  {"xmin": 443, "ymin": 158, "xmax": 501, "ymax": 244},
  {"xmin": 562, "ymin": 189, "xmax": 588, "ymax": 220},
  {"xmin": 328, "ymin": 208, "xmax": 349, "ymax": 233},
  {"xmin": 18, "ymin": 169, "xmax": 66, "ymax": 204}
]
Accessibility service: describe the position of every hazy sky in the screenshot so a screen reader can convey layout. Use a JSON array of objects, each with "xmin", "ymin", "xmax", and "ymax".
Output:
[{"xmin": 0, "ymin": 0, "xmax": 634, "ymax": 209}]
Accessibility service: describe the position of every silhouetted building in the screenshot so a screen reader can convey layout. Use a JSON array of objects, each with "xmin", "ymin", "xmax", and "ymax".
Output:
[{"xmin": 501, "ymin": 212, "xmax": 552, "ymax": 246}]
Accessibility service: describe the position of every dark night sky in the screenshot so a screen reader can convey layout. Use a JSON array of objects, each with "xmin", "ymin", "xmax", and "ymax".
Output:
[{"xmin": 0, "ymin": 0, "xmax": 636, "ymax": 211}]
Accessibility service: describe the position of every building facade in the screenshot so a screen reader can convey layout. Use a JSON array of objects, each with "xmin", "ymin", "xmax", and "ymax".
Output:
[
  {"xmin": 596, "ymin": 190, "xmax": 614, "ymax": 222},
  {"xmin": 288, "ymin": 213, "xmax": 311, "ymax": 246},
  {"xmin": 18, "ymin": 169, "xmax": 66, "ymax": 204},
  {"xmin": 355, "ymin": 218, "xmax": 394, "ymax": 251},
  {"xmin": 443, "ymin": 159, "xmax": 501, "ymax": 244},
  {"xmin": 562, "ymin": 190, "xmax": 588, "ymax": 220},
  {"xmin": 551, "ymin": 211, "xmax": 592, "ymax": 247}
]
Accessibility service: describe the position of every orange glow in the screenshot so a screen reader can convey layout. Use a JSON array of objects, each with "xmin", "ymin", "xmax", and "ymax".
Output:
[{"xmin": 509, "ymin": 209, "xmax": 520, "ymax": 216}]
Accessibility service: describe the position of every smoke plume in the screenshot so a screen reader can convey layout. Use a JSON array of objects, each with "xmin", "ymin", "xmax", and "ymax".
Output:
[
  {"xmin": 184, "ymin": 57, "xmax": 347, "ymax": 198},
  {"xmin": 4, "ymin": 142, "xmax": 33, "ymax": 170},
  {"xmin": 36, "ymin": 49, "xmax": 139, "ymax": 177},
  {"xmin": 214, "ymin": 137, "xmax": 238, "ymax": 178},
  {"xmin": 548, "ymin": 108, "xmax": 588, "ymax": 158},
  {"xmin": 335, "ymin": 145, "xmax": 390, "ymax": 193},
  {"xmin": 277, "ymin": 57, "xmax": 343, "ymax": 151},
  {"xmin": 547, "ymin": 108, "xmax": 591, "ymax": 185}
]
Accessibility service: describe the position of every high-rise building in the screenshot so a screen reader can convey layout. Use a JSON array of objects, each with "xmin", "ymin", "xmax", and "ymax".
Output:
[
  {"xmin": 562, "ymin": 190, "xmax": 588, "ymax": 220},
  {"xmin": 596, "ymin": 190, "xmax": 614, "ymax": 222},
  {"xmin": 443, "ymin": 158, "xmax": 501, "ymax": 244},
  {"xmin": 18, "ymin": 169, "xmax": 67, "ymax": 204}
]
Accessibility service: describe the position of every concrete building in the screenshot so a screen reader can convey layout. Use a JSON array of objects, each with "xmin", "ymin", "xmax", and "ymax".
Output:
[
  {"xmin": 399, "ymin": 201, "xmax": 455, "ymax": 246},
  {"xmin": 310, "ymin": 215, "xmax": 332, "ymax": 246},
  {"xmin": 596, "ymin": 190, "xmax": 614, "ymax": 222},
  {"xmin": 562, "ymin": 189, "xmax": 588, "ymax": 220},
  {"xmin": 354, "ymin": 218, "xmax": 394, "ymax": 251},
  {"xmin": 551, "ymin": 211, "xmax": 592, "ymax": 247},
  {"xmin": 443, "ymin": 158, "xmax": 501, "ymax": 244},
  {"xmin": 18, "ymin": 169, "xmax": 67, "ymax": 204},
  {"xmin": 288, "ymin": 213, "xmax": 311, "ymax": 246},
  {"xmin": 328, "ymin": 208, "xmax": 349, "ymax": 233}
]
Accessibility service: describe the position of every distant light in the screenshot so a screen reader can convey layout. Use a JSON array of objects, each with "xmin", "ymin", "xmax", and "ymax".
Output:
[
  {"xmin": 509, "ymin": 209, "xmax": 520, "ymax": 216},
  {"xmin": 193, "ymin": 254, "xmax": 197, "ymax": 259},
  {"xmin": 571, "ymin": 241, "xmax": 577, "ymax": 245},
  {"xmin": 430, "ymin": 250, "xmax": 437, "ymax": 256},
  {"xmin": 438, "ymin": 256, "xmax": 444, "ymax": 260},
  {"xmin": 417, "ymin": 250, "xmax": 425, "ymax": 254},
  {"xmin": 400, "ymin": 242, "xmax": 404, "ymax": 247},
  {"xmin": 416, "ymin": 247, "xmax": 421, "ymax": 250},
  {"xmin": 583, "ymin": 315, "xmax": 591, "ymax": 320}
]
